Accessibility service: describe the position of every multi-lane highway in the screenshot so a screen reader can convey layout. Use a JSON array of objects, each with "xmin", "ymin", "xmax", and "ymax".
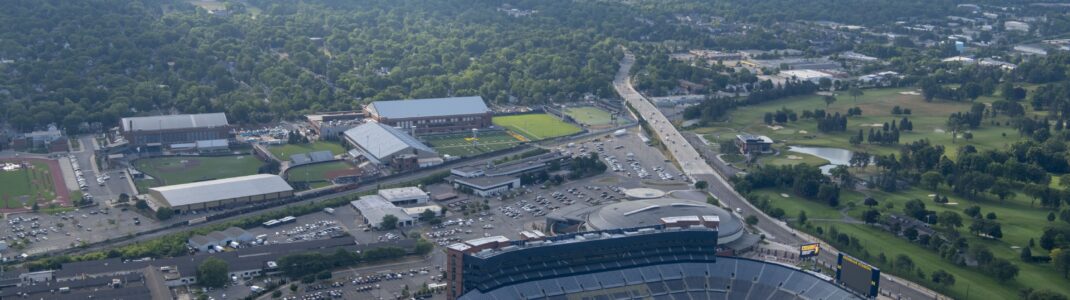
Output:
[{"xmin": 613, "ymin": 50, "xmax": 943, "ymax": 300}]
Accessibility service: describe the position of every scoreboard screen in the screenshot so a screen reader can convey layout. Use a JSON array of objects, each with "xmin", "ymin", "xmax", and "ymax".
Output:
[
  {"xmin": 836, "ymin": 253, "xmax": 880, "ymax": 298},
  {"xmin": 799, "ymin": 243, "xmax": 820, "ymax": 258}
]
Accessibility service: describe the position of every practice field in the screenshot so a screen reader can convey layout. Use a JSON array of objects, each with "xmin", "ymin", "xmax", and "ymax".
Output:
[
  {"xmin": 423, "ymin": 131, "xmax": 523, "ymax": 157},
  {"xmin": 268, "ymin": 141, "xmax": 346, "ymax": 160},
  {"xmin": 0, "ymin": 160, "xmax": 59, "ymax": 209},
  {"xmin": 565, "ymin": 106, "xmax": 615, "ymax": 126},
  {"xmin": 134, "ymin": 155, "xmax": 265, "ymax": 190},
  {"xmin": 492, "ymin": 114, "xmax": 582, "ymax": 140},
  {"xmin": 285, "ymin": 161, "xmax": 358, "ymax": 189}
]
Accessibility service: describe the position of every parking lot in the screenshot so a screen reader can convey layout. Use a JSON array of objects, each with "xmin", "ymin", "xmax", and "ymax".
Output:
[{"xmin": 1, "ymin": 206, "xmax": 158, "ymax": 256}]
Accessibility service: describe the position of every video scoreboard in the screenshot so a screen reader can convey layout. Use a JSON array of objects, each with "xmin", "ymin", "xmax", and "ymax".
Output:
[{"xmin": 836, "ymin": 253, "xmax": 880, "ymax": 298}]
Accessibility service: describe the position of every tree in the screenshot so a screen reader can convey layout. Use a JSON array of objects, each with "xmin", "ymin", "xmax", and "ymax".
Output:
[
  {"xmin": 797, "ymin": 210, "xmax": 808, "ymax": 225},
  {"xmin": 745, "ymin": 215, "xmax": 759, "ymax": 226},
  {"xmin": 155, "ymin": 207, "xmax": 174, "ymax": 221},
  {"xmin": 823, "ymin": 95, "xmax": 837, "ymax": 108},
  {"xmin": 849, "ymin": 87, "xmax": 864, "ymax": 102},
  {"xmin": 135, "ymin": 200, "xmax": 149, "ymax": 210},
  {"xmin": 894, "ymin": 254, "xmax": 915, "ymax": 273},
  {"xmin": 1021, "ymin": 245, "xmax": 1034, "ymax": 262},
  {"xmin": 706, "ymin": 196, "xmax": 720, "ymax": 207},
  {"xmin": 964, "ymin": 205, "xmax": 982, "ymax": 218},
  {"xmin": 863, "ymin": 197, "xmax": 878, "ymax": 207},
  {"xmin": 197, "ymin": 257, "xmax": 229, "ymax": 288},
  {"xmin": 1050, "ymin": 212, "xmax": 1057, "ymax": 222},
  {"xmin": 118, "ymin": 193, "xmax": 130, "ymax": 203},
  {"xmin": 930, "ymin": 269, "xmax": 955, "ymax": 290},
  {"xmin": 862, "ymin": 209, "xmax": 881, "ymax": 224},
  {"xmin": 938, "ymin": 211, "xmax": 962, "ymax": 229},
  {"xmin": 381, "ymin": 214, "xmax": 399, "ymax": 230},
  {"xmin": 419, "ymin": 209, "xmax": 436, "ymax": 221},
  {"xmin": 985, "ymin": 259, "xmax": 1019, "ymax": 282},
  {"xmin": 694, "ymin": 180, "xmax": 708, "ymax": 190},
  {"xmin": 1053, "ymin": 248, "xmax": 1070, "ymax": 278}
]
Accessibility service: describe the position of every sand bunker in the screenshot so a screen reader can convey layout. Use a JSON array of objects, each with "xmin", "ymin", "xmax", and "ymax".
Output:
[
  {"xmin": 767, "ymin": 125, "xmax": 784, "ymax": 130},
  {"xmin": 798, "ymin": 130, "xmax": 808, "ymax": 134},
  {"xmin": 934, "ymin": 128, "xmax": 946, "ymax": 133},
  {"xmin": 787, "ymin": 155, "xmax": 803, "ymax": 160},
  {"xmin": 780, "ymin": 193, "xmax": 790, "ymax": 198},
  {"xmin": 899, "ymin": 91, "xmax": 921, "ymax": 95}
]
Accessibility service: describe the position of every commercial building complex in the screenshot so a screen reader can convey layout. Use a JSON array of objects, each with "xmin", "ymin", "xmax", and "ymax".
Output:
[
  {"xmin": 735, "ymin": 134, "xmax": 773, "ymax": 155},
  {"xmin": 448, "ymin": 152, "xmax": 565, "ymax": 196},
  {"xmin": 351, "ymin": 195, "xmax": 415, "ymax": 229},
  {"xmin": 365, "ymin": 96, "xmax": 491, "ymax": 135},
  {"xmin": 146, "ymin": 174, "xmax": 294, "ymax": 214},
  {"xmin": 306, "ymin": 111, "xmax": 364, "ymax": 140},
  {"xmin": 446, "ymin": 225, "xmax": 861, "ymax": 300},
  {"xmin": 377, "ymin": 186, "xmax": 430, "ymax": 205},
  {"xmin": 120, "ymin": 113, "xmax": 232, "ymax": 148}
]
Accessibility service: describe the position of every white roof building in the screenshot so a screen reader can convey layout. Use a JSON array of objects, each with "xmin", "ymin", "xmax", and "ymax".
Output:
[
  {"xmin": 351, "ymin": 195, "xmax": 415, "ymax": 229},
  {"xmin": 378, "ymin": 187, "xmax": 430, "ymax": 205},
  {"xmin": 148, "ymin": 174, "xmax": 293, "ymax": 211}
]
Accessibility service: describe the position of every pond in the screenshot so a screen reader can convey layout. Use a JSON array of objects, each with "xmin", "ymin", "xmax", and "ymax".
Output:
[{"xmin": 787, "ymin": 146, "xmax": 854, "ymax": 174}]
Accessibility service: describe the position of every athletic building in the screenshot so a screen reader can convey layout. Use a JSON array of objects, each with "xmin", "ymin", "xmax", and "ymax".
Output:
[
  {"xmin": 120, "ymin": 113, "xmax": 232, "ymax": 148},
  {"xmin": 146, "ymin": 174, "xmax": 294, "ymax": 214},
  {"xmin": 342, "ymin": 121, "xmax": 440, "ymax": 170},
  {"xmin": 446, "ymin": 225, "xmax": 862, "ymax": 300},
  {"xmin": 365, "ymin": 96, "xmax": 491, "ymax": 135}
]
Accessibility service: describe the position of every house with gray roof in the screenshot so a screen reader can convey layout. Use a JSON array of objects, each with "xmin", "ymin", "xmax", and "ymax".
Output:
[{"xmin": 365, "ymin": 96, "xmax": 491, "ymax": 134}]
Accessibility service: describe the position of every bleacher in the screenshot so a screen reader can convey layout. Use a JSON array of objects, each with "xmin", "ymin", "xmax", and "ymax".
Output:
[{"xmin": 459, "ymin": 256, "xmax": 864, "ymax": 300}]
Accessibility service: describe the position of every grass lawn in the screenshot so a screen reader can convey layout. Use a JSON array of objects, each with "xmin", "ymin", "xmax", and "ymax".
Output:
[
  {"xmin": 753, "ymin": 183, "xmax": 1070, "ymax": 299},
  {"xmin": 134, "ymin": 155, "xmax": 265, "ymax": 190},
  {"xmin": 692, "ymin": 87, "xmax": 1026, "ymax": 160},
  {"xmin": 760, "ymin": 146, "xmax": 829, "ymax": 167},
  {"xmin": 423, "ymin": 131, "xmax": 522, "ymax": 157},
  {"xmin": 0, "ymin": 162, "xmax": 56, "ymax": 209},
  {"xmin": 810, "ymin": 221, "xmax": 1019, "ymax": 299},
  {"xmin": 286, "ymin": 161, "xmax": 357, "ymax": 183},
  {"xmin": 565, "ymin": 106, "xmax": 615, "ymax": 126},
  {"xmin": 269, "ymin": 141, "xmax": 346, "ymax": 160},
  {"xmin": 493, "ymin": 114, "xmax": 582, "ymax": 140}
]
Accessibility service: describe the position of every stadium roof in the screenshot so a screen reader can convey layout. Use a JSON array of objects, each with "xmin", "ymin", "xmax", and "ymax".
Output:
[
  {"xmin": 121, "ymin": 113, "xmax": 229, "ymax": 132},
  {"xmin": 343, "ymin": 122, "xmax": 435, "ymax": 160},
  {"xmin": 562, "ymin": 198, "xmax": 744, "ymax": 244},
  {"xmin": 367, "ymin": 96, "xmax": 489, "ymax": 119},
  {"xmin": 457, "ymin": 257, "xmax": 864, "ymax": 300},
  {"xmin": 150, "ymin": 174, "xmax": 293, "ymax": 207}
]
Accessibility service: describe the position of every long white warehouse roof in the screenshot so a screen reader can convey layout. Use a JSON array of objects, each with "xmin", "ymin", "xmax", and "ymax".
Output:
[{"xmin": 150, "ymin": 174, "xmax": 292, "ymax": 207}]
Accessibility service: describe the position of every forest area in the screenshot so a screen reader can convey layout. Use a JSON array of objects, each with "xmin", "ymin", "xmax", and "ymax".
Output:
[{"xmin": 0, "ymin": 0, "xmax": 712, "ymax": 131}]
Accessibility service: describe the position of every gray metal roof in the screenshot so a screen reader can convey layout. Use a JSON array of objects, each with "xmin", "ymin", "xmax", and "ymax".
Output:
[
  {"xmin": 581, "ymin": 198, "xmax": 743, "ymax": 242},
  {"xmin": 368, "ymin": 96, "xmax": 489, "ymax": 119},
  {"xmin": 121, "ymin": 113, "xmax": 229, "ymax": 132},
  {"xmin": 342, "ymin": 122, "xmax": 435, "ymax": 160},
  {"xmin": 150, "ymin": 174, "xmax": 293, "ymax": 207},
  {"xmin": 351, "ymin": 195, "xmax": 413, "ymax": 227}
]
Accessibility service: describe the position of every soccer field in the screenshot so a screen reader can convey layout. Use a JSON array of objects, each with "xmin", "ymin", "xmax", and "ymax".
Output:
[
  {"xmin": 565, "ymin": 106, "xmax": 615, "ymax": 126},
  {"xmin": 0, "ymin": 161, "xmax": 57, "ymax": 209},
  {"xmin": 286, "ymin": 160, "xmax": 358, "ymax": 187},
  {"xmin": 134, "ymin": 155, "xmax": 265, "ymax": 190},
  {"xmin": 492, "ymin": 114, "xmax": 582, "ymax": 140},
  {"xmin": 424, "ymin": 131, "xmax": 523, "ymax": 157}
]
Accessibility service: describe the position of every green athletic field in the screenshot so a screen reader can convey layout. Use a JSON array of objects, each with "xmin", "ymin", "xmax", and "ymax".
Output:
[
  {"xmin": 134, "ymin": 155, "xmax": 265, "ymax": 191},
  {"xmin": 565, "ymin": 106, "xmax": 615, "ymax": 126},
  {"xmin": 492, "ymin": 114, "xmax": 582, "ymax": 140},
  {"xmin": 286, "ymin": 161, "xmax": 358, "ymax": 189},
  {"xmin": 268, "ymin": 141, "xmax": 346, "ymax": 159},
  {"xmin": 0, "ymin": 161, "xmax": 56, "ymax": 209},
  {"xmin": 423, "ymin": 131, "xmax": 522, "ymax": 157}
]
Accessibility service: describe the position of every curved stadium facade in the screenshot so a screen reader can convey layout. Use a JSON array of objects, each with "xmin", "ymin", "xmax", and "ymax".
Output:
[{"xmin": 447, "ymin": 223, "xmax": 861, "ymax": 300}]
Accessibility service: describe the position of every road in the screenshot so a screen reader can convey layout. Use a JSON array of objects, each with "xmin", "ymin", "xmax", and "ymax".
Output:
[{"xmin": 613, "ymin": 51, "xmax": 941, "ymax": 300}]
